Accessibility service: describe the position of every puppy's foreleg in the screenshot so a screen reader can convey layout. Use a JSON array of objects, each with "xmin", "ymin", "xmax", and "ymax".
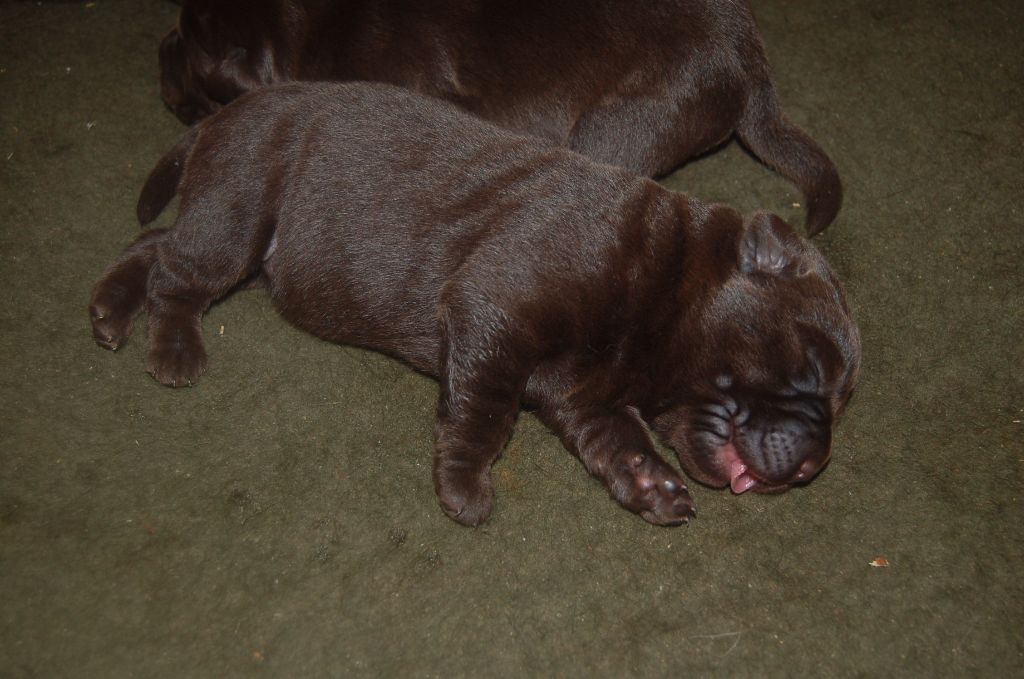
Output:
[
  {"xmin": 538, "ymin": 403, "xmax": 696, "ymax": 526},
  {"xmin": 432, "ymin": 296, "xmax": 534, "ymax": 526}
]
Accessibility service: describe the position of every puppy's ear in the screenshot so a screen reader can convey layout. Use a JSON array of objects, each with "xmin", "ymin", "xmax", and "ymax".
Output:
[{"xmin": 738, "ymin": 211, "xmax": 803, "ymax": 276}]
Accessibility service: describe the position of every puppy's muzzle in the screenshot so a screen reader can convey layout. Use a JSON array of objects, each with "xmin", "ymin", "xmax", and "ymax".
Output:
[{"xmin": 728, "ymin": 408, "xmax": 831, "ymax": 493}]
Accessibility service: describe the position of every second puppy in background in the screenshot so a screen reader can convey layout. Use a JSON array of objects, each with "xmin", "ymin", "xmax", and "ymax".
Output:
[{"xmin": 159, "ymin": 0, "xmax": 843, "ymax": 235}]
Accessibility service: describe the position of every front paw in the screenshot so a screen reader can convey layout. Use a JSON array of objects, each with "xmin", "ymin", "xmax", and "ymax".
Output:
[
  {"xmin": 608, "ymin": 452, "xmax": 696, "ymax": 526},
  {"xmin": 433, "ymin": 461, "xmax": 494, "ymax": 527},
  {"xmin": 145, "ymin": 324, "xmax": 208, "ymax": 387}
]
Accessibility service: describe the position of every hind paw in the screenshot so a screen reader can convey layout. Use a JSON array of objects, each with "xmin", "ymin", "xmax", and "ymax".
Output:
[
  {"xmin": 145, "ymin": 325, "xmax": 208, "ymax": 387},
  {"xmin": 89, "ymin": 288, "xmax": 140, "ymax": 351}
]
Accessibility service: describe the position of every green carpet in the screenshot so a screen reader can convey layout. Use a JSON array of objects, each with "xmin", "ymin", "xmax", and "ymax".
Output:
[{"xmin": 1, "ymin": 1, "xmax": 1021, "ymax": 676}]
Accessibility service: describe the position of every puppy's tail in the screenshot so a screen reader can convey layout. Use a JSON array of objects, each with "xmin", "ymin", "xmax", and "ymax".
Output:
[
  {"xmin": 136, "ymin": 124, "xmax": 202, "ymax": 226},
  {"xmin": 736, "ymin": 81, "xmax": 842, "ymax": 237}
]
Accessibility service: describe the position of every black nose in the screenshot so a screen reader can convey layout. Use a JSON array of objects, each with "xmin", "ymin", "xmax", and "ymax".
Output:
[{"xmin": 738, "ymin": 415, "xmax": 830, "ymax": 484}]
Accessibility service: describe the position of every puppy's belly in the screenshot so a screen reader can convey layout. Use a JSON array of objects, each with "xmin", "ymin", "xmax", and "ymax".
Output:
[{"xmin": 262, "ymin": 238, "xmax": 443, "ymax": 375}]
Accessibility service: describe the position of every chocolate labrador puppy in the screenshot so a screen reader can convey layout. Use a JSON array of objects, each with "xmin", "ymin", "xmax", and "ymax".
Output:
[
  {"xmin": 159, "ymin": 0, "xmax": 843, "ymax": 235},
  {"xmin": 90, "ymin": 83, "xmax": 860, "ymax": 526}
]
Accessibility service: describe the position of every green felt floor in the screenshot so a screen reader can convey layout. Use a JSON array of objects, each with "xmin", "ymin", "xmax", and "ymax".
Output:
[{"xmin": 1, "ymin": 1, "xmax": 1021, "ymax": 676}]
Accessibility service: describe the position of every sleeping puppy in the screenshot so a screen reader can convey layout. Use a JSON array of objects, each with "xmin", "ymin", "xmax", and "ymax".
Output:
[
  {"xmin": 90, "ymin": 83, "xmax": 861, "ymax": 526},
  {"xmin": 159, "ymin": 0, "xmax": 843, "ymax": 235}
]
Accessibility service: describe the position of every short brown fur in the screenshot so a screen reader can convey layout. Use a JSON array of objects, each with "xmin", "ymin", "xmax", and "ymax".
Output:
[
  {"xmin": 159, "ymin": 0, "xmax": 843, "ymax": 234},
  {"xmin": 91, "ymin": 83, "xmax": 860, "ymax": 526}
]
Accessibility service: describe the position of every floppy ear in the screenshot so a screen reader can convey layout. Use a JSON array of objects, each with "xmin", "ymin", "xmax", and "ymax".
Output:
[{"xmin": 738, "ymin": 211, "xmax": 800, "ymax": 276}]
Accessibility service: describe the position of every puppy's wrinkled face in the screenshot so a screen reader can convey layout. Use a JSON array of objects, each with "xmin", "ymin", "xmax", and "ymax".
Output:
[
  {"xmin": 158, "ymin": 6, "xmax": 269, "ymax": 124},
  {"xmin": 159, "ymin": 27, "xmax": 213, "ymax": 125},
  {"xmin": 653, "ymin": 212, "xmax": 860, "ymax": 494}
]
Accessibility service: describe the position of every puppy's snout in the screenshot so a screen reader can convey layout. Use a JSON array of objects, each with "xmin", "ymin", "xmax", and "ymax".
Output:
[{"xmin": 738, "ymin": 413, "xmax": 830, "ymax": 486}]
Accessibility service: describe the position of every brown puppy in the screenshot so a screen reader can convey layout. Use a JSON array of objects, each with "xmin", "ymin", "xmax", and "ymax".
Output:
[
  {"xmin": 90, "ymin": 83, "xmax": 860, "ymax": 526},
  {"xmin": 159, "ymin": 0, "xmax": 843, "ymax": 235}
]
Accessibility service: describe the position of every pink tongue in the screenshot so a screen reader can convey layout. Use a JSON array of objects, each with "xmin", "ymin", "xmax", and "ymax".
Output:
[{"xmin": 721, "ymin": 443, "xmax": 757, "ymax": 494}]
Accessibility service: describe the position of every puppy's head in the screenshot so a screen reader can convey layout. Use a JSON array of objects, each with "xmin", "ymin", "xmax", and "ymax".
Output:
[
  {"xmin": 159, "ymin": 0, "xmax": 285, "ymax": 124},
  {"xmin": 652, "ymin": 210, "xmax": 860, "ymax": 494}
]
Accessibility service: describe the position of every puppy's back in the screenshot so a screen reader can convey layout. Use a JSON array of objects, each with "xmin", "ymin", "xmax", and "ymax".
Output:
[{"xmin": 172, "ymin": 83, "xmax": 651, "ymax": 369}]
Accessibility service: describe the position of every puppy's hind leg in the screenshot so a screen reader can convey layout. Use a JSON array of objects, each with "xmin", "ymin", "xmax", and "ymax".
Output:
[
  {"xmin": 144, "ymin": 201, "xmax": 276, "ymax": 387},
  {"xmin": 89, "ymin": 228, "xmax": 168, "ymax": 350}
]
